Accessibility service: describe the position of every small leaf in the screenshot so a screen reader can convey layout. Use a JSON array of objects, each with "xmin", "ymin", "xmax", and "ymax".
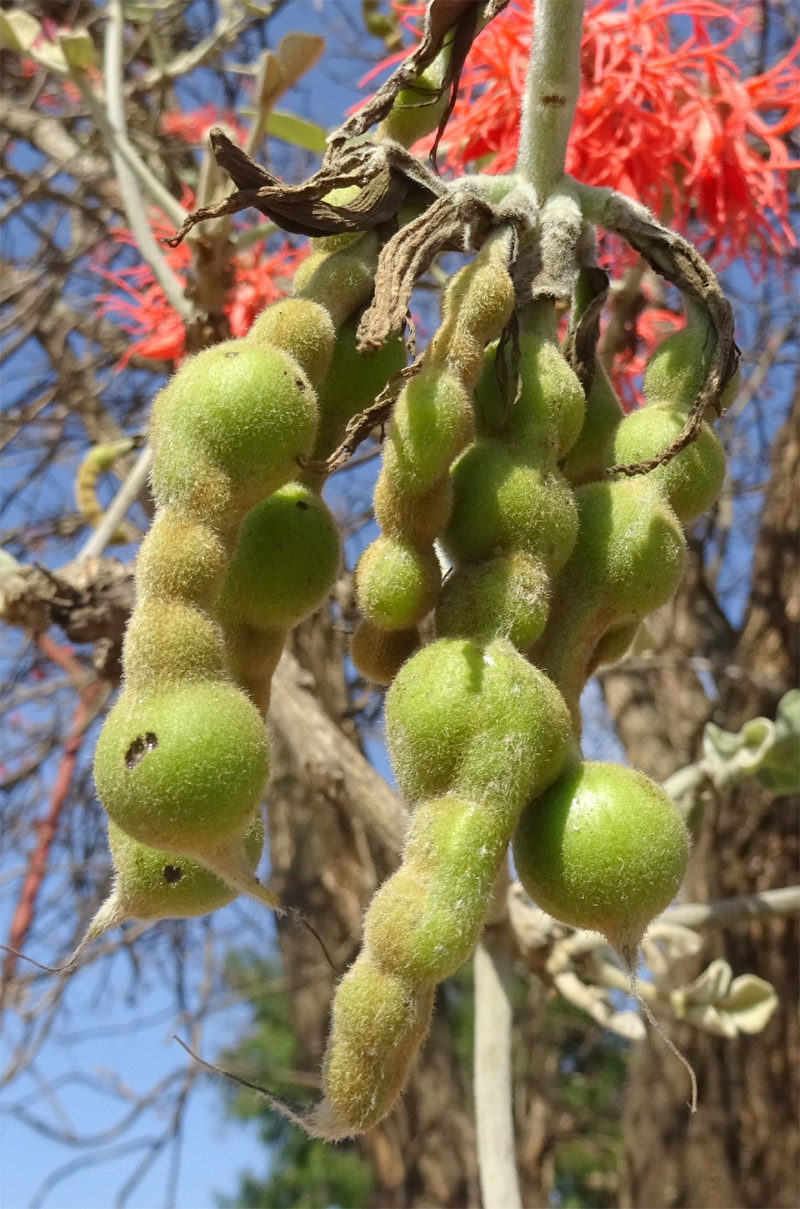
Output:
[
  {"xmin": 265, "ymin": 110, "xmax": 327, "ymax": 154},
  {"xmin": 253, "ymin": 50, "xmax": 286, "ymax": 112},
  {"xmin": 59, "ymin": 29, "xmax": 96, "ymax": 70},
  {"xmin": 680, "ymin": 958, "xmax": 733, "ymax": 1006},
  {"xmin": 718, "ymin": 974, "xmax": 779, "ymax": 1035},
  {"xmin": 0, "ymin": 9, "xmax": 41, "ymax": 53},
  {"xmin": 276, "ymin": 32, "xmax": 325, "ymax": 89}
]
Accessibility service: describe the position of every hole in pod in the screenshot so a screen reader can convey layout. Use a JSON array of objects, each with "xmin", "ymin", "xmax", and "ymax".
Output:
[
  {"xmin": 124, "ymin": 732, "xmax": 158, "ymax": 768},
  {"xmin": 224, "ymin": 351, "xmax": 239, "ymax": 359},
  {"xmin": 295, "ymin": 500, "xmax": 309, "ymax": 510},
  {"xmin": 162, "ymin": 865, "xmax": 183, "ymax": 883}
]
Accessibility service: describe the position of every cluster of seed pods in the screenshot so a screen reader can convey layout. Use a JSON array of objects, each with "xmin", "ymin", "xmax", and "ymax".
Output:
[
  {"xmin": 309, "ymin": 273, "xmax": 733, "ymax": 1137},
  {"xmin": 86, "ymin": 233, "xmax": 406, "ymax": 954},
  {"xmin": 82, "ymin": 61, "xmax": 732, "ymax": 1130}
]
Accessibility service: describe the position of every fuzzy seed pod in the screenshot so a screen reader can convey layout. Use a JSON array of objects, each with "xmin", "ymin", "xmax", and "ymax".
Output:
[
  {"xmin": 436, "ymin": 552, "xmax": 550, "ymax": 650},
  {"xmin": 513, "ymin": 761, "xmax": 690, "ymax": 966},
  {"xmin": 442, "ymin": 441, "xmax": 578, "ymax": 576},
  {"xmin": 561, "ymin": 362, "xmax": 624, "ymax": 486},
  {"xmin": 349, "ymin": 619, "xmax": 419, "ymax": 686},
  {"xmin": 246, "ymin": 298, "xmax": 336, "ymax": 386},
  {"xmin": 150, "ymin": 341, "xmax": 318, "ymax": 516},
  {"xmin": 609, "ymin": 405, "xmax": 725, "ymax": 521},
  {"xmin": 355, "ymin": 536, "xmax": 441, "ymax": 631}
]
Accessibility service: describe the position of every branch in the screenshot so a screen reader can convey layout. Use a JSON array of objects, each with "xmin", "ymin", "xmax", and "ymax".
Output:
[{"xmin": 473, "ymin": 939, "xmax": 522, "ymax": 1209}]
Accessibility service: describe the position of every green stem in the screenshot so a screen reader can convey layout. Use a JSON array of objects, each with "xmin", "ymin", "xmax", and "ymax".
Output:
[{"xmin": 516, "ymin": 0, "xmax": 586, "ymax": 201}]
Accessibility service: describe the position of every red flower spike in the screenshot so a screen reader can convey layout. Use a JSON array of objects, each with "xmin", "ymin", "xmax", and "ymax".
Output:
[
  {"xmin": 93, "ymin": 183, "xmax": 307, "ymax": 365},
  {"xmin": 388, "ymin": 0, "xmax": 798, "ymax": 273}
]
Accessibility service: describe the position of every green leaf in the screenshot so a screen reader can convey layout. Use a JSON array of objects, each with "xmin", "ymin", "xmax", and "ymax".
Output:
[
  {"xmin": 0, "ymin": 9, "xmax": 40, "ymax": 53},
  {"xmin": 265, "ymin": 110, "xmax": 328, "ymax": 154},
  {"xmin": 59, "ymin": 29, "xmax": 96, "ymax": 70}
]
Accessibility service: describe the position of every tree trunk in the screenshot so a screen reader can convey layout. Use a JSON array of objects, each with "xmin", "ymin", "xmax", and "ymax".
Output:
[{"xmin": 613, "ymin": 389, "xmax": 799, "ymax": 1209}]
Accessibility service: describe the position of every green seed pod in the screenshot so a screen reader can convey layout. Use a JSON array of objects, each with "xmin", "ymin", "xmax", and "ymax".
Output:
[
  {"xmin": 534, "ymin": 478, "xmax": 686, "ymax": 718},
  {"xmin": 387, "ymin": 637, "xmax": 572, "ymax": 811},
  {"xmin": 349, "ymin": 619, "xmax": 419, "ymax": 686},
  {"xmin": 432, "ymin": 252, "xmax": 515, "ymax": 387},
  {"xmin": 94, "ymin": 679, "xmax": 268, "ymax": 857},
  {"xmin": 474, "ymin": 307, "xmax": 585, "ymax": 460},
  {"xmin": 381, "ymin": 369, "xmax": 473, "ymax": 496},
  {"xmin": 436, "ymin": 552, "xmax": 550, "ymax": 650},
  {"xmin": 104, "ymin": 813, "xmax": 264, "ymax": 922},
  {"xmin": 355, "ymin": 536, "xmax": 441, "ymax": 630},
  {"xmin": 642, "ymin": 307, "xmax": 714, "ymax": 412},
  {"xmin": 150, "ymin": 341, "xmax": 317, "ymax": 513},
  {"xmin": 295, "ymin": 237, "xmax": 379, "ymax": 328},
  {"xmin": 135, "ymin": 506, "xmax": 228, "ymax": 609},
  {"xmin": 561, "ymin": 362, "xmax": 624, "ymax": 486},
  {"xmin": 122, "ymin": 599, "xmax": 225, "ymax": 692},
  {"xmin": 442, "ymin": 441, "xmax": 578, "ymax": 575},
  {"xmin": 322, "ymin": 960, "xmax": 435, "ymax": 1135},
  {"xmin": 373, "ymin": 458, "xmax": 453, "ymax": 546},
  {"xmin": 313, "ymin": 320, "xmax": 407, "ymax": 464},
  {"xmin": 246, "ymin": 298, "xmax": 335, "ymax": 386},
  {"xmin": 217, "ymin": 484, "xmax": 340, "ymax": 632},
  {"xmin": 513, "ymin": 761, "xmax": 690, "ymax": 965},
  {"xmin": 222, "ymin": 625, "xmax": 285, "ymax": 717},
  {"xmin": 377, "ymin": 49, "xmax": 450, "ymax": 147},
  {"xmin": 609, "ymin": 405, "xmax": 725, "ymax": 521},
  {"xmin": 364, "ymin": 797, "xmax": 505, "ymax": 984}
]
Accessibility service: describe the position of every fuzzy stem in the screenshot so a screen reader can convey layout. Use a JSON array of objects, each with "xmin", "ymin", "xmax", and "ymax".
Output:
[
  {"xmin": 474, "ymin": 940, "xmax": 522, "ymax": 1209},
  {"xmin": 516, "ymin": 0, "xmax": 585, "ymax": 201}
]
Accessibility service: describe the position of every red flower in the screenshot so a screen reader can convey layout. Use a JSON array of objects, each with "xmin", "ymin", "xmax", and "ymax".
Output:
[
  {"xmin": 160, "ymin": 105, "xmax": 247, "ymax": 146},
  {"xmin": 94, "ymin": 188, "xmax": 306, "ymax": 365},
  {"xmin": 389, "ymin": 0, "xmax": 798, "ymax": 271}
]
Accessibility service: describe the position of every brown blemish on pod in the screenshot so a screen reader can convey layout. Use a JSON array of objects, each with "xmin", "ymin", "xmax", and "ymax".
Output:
[{"xmin": 124, "ymin": 732, "xmax": 158, "ymax": 768}]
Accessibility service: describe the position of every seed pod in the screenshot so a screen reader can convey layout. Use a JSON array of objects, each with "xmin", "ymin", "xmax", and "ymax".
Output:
[
  {"xmin": 246, "ymin": 298, "xmax": 335, "ymax": 386},
  {"xmin": 93, "ymin": 680, "xmax": 276, "ymax": 905},
  {"xmin": 513, "ymin": 761, "xmax": 690, "ymax": 966},
  {"xmin": 122, "ymin": 599, "xmax": 226, "ymax": 692},
  {"xmin": 561, "ymin": 362, "xmax": 624, "ymax": 486},
  {"xmin": 217, "ymin": 484, "xmax": 340, "ymax": 632},
  {"xmin": 150, "ymin": 341, "xmax": 318, "ymax": 514},
  {"xmin": 135, "ymin": 507, "xmax": 228, "ymax": 609},
  {"xmin": 609, "ymin": 405, "xmax": 725, "ymax": 522},
  {"xmin": 349, "ymin": 619, "xmax": 419, "ymax": 686},
  {"xmin": 442, "ymin": 441, "xmax": 578, "ymax": 576},
  {"xmin": 373, "ymin": 463, "xmax": 453, "ymax": 547},
  {"xmin": 312, "ymin": 320, "xmax": 407, "ymax": 464},
  {"xmin": 355, "ymin": 536, "xmax": 441, "ymax": 631},
  {"xmin": 381, "ymin": 369, "xmax": 473, "ymax": 497},
  {"xmin": 436, "ymin": 551, "xmax": 550, "ymax": 650},
  {"xmin": 534, "ymin": 477, "xmax": 686, "ymax": 719}
]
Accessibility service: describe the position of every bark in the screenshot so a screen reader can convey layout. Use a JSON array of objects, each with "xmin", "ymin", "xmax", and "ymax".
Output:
[{"xmin": 612, "ymin": 388, "xmax": 799, "ymax": 1209}]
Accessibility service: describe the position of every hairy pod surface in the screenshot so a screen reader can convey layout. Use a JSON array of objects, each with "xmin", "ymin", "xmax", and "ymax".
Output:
[
  {"xmin": 217, "ymin": 484, "xmax": 340, "ymax": 631},
  {"xmin": 435, "ymin": 552, "xmax": 550, "ymax": 650},
  {"xmin": 442, "ymin": 441, "xmax": 578, "ymax": 575},
  {"xmin": 349, "ymin": 619, "xmax": 419, "ymax": 686},
  {"xmin": 313, "ymin": 321, "xmax": 407, "ymax": 463},
  {"xmin": 373, "ymin": 460, "xmax": 453, "ymax": 546},
  {"xmin": 535, "ymin": 477, "xmax": 686, "ymax": 717},
  {"xmin": 105, "ymin": 813, "xmax": 264, "ymax": 921},
  {"xmin": 513, "ymin": 761, "xmax": 690, "ymax": 965},
  {"xmin": 561, "ymin": 363, "xmax": 624, "ymax": 486},
  {"xmin": 135, "ymin": 508, "xmax": 228, "ymax": 609},
  {"xmin": 382, "ymin": 369, "xmax": 473, "ymax": 496},
  {"xmin": 122, "ymin": 599, "xmax": 225, "ymax": 692},
  {"xmin": 94, "ymin": 680, "xmax": 269, "ymax": 853},
  {"xmin": 364, "ymin": 797, "xmax": 506, "ymax": 984},
  {"xmin": 150, "ymin": 341, "xmax": 317, "ymax": 513},
  {"xmin": 322, "ymin": 961, "xmax": 435, "ymax": 1134},
  {"xmin": 609, "ymin": 405, "xmax": 725, "ymax": 521},
  {"xmin": 246, "ymin": 298, "xmax": 335, "ymax": 385},
  {"xmin": 475, "ymin": 308, "xmax": 585, "ymax": 460},
  {"xmin": 386, "ymin": 637, "xmax": 572, "ymax": 810},
  {"xmin": 355, "ymin": 536, "xmax": 441, "ymax": 630}
]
